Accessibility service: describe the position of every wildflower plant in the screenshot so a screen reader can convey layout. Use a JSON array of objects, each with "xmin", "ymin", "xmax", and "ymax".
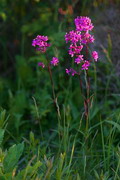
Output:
[
  {"xmin": 1, "ymin": 1, "xmax": 119, "ymax": 179},
  {"xmin": 32, "ymin": 35, "xmax": 61, "ymax": 120},
  {"xmin": 65, "ymin": 16, "xmax": 98, "ymax": 132}
]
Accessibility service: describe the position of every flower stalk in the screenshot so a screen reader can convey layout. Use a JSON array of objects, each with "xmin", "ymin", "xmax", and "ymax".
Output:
[
  {"xmin": 32, "ymin": 34, "xmax": 61, "ymax": 138},
  {"xmin": 65, "ymin": 16, "xmax": 98, "ymax": 131},
  {"xmin": 46, "ymin": 55, "xmax": 61, "ymax": 120}
]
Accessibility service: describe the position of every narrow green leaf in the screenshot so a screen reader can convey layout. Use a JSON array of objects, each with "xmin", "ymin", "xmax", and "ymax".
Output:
[
  {"xmin": 0, "ymin": 129, "xmax": 4, "ymax": 145},
  {"xmin": 105, "ymin": 120, "xmax": 120, "ymax": 131}
]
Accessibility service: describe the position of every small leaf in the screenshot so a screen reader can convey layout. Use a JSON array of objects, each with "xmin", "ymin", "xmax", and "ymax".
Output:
[{"xmin": 3, "ymin": 142, "xmax": 24, "ymax": 173}]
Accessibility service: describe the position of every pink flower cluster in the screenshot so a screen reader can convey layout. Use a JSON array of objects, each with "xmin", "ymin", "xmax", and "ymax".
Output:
[
  {"xmin": 65, "ymin": 16, "xmax": 98, "ymax": 75},
  {"xmin": 32, "ymin": 35, "xmax": 50, "ymax": 53},
  {"xmin": 74, "ymin": 16, "xmax": 94, "ymax": 31},
  {"xmin": 32, "ymin": 35, "xmax": 59, "ymax": 68}
]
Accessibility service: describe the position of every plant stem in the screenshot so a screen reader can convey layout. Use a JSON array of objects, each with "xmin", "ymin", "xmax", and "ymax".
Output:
[
  {"xmin": 85, "ymin": 70, "xmax": 90, "ymax": 133},
  {"xmin": 47, "ymin": 60, "xmax": 61, "ymax": 119},
  {"xmin": 84, "ymin": 44, "xmax": 90, "ymax": 133},
  {"xmin": 46, "ymin": 54, "xmax": 61, "ymax": 139},
  {"xmin": 78, "ymin": 70, "xmax": 83, "ymax": 97}
]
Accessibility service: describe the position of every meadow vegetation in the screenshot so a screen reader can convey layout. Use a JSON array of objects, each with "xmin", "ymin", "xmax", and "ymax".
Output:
[{"xmin": 0, "ymin": 0, "xmax": 120, "ymax": 179}]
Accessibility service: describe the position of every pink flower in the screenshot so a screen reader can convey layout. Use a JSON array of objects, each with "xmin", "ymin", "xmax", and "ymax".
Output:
[
  {"xmin": 74, "ymin": 16, "xmax": 94, "ymax": 32},
  {"xmin": 92, "ymin": 51, "xmax": 98, "ymax": 61},
  {"xmin": 81, "ymin": 61, "xmax": 90, "ymax": 70},
  {"xmin": 68, "ymin": 44, "xmax": 83, "ymax": 57},
  {"xmin": 66, "ymin": 68, "xmax": 77, "ymax": 76},
  {"xmin": 38, "ymin": 62, "xmax": 45, "ymax": 68},
  {"xmin": 50, "ymin": 57, "xmax": 59, "ymax": 66},
  {"xmin": 88, "ymin": 35, "xmax": 95, "ymax": 43},
  {"xmin": 65, "ymin": 30, "xmax": 81, "ymax": 44},
  {"xmin": 32, "ymin": 35, "xmax": 50, "ymax": 53},
  {"xmin": 81, "ymin": 33, "xmax": 95, "ymax": 44},
  {"xmin": 74, "ymin": 55, "xmax": 84, "ymax": 64}
]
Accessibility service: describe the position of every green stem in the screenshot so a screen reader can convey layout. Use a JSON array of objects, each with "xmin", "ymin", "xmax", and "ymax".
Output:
[
  {"xmin": 85, "ymin": 70, "xmax": 90, "ymax": 133},
  {"xmin": 47, "ymin": 60, "xmax": 61, "ymax": 119},
  {"xmin": 46, "ymin": 54, "xmax": 61, "ymax": 140}
]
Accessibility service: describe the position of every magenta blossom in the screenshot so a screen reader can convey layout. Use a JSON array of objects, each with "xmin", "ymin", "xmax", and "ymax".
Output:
[
  {"xmin": 92, "ymin": 51, "xmax": 98, "ymax": 61},
  {"xmin": 32, "ymin": 35, "xmax": 50, "ymax": 53},
  {"xmin": 74, "ymin": 16, "xmax": 94, "ymax": 32},
  {"xmin": 81, "ymin": 61, "xmax": 90, "ymax": 70},
  {"xmin": 65, "ymin": 30, "xmax": 81, "ymax": 44},
  {"xmin": 81, "ymin": 33, "xmax": 95, "ymax": 44},
  {"xmin": 38, "ymin": 62, "xmax": 45, "ymax": 68},
  {"xmin": 69, "ymin": 44, "xmax": 83, "ymax": 57},
  {"xmin": 51, "ymin": 57, "xmax": 59, "ymax": 66},
  {"xmin": 66, "ymin": 68, "xmax": 77, "ymax": 76},
  {"xmin": 74, "ymin": 55, "xmax": 84, "ymax": 64}
]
